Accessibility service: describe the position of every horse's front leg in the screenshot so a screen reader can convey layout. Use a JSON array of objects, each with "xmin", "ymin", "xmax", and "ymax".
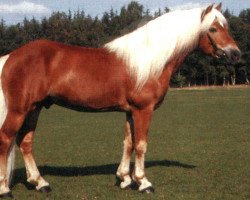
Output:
[
  {"xmin": 16, "ymin": 108, "xmax": 51, "ymax": 193},
  {"xmin": 116, "ymin": 112, "xmax": 134, "ymax": 189},
  {"xmin": 132, "ymin": 107, "xmax": 154, "ymax": 193}
]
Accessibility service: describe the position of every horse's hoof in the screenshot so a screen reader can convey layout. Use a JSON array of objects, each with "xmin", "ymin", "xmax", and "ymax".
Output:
[
  {"xmin": 0, "ymin": 192, "xmax": 13, "ymax": 199},
  {"xmin": 120, "ymin": 180, "xmax": 133, "ymax": 189},
  {"xmin": 140, "ymin": 186, "xmax": 155, "ymax": 194},
  {"xmin": 115, "ymin": 177, "xmax": 133, "ymax": 189},
  {"xmin": 39, "ymin": 186, "xmax": 52, "ymax": 194},
  {"xmin": 129, "ymin": 181, "xmax": 139, "ymax": 190}
]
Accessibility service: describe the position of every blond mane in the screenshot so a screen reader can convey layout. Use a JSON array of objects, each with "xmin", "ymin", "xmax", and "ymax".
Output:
[{"xmin": 105, "ymin": 6, "xmax": 227, "ymax": 90}]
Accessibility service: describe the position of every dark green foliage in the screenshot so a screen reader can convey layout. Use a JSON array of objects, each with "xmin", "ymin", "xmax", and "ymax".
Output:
[
  {"xmin": 239, "ymin": 9, "xmax": 250, "ymax": 24},
  {"xmin": 0, "ymin": 2, "xmax": 249, "ymax": 87}
]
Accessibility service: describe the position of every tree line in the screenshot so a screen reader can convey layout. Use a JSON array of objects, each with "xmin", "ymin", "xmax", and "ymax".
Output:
[{"xmin": 0, "ymin": 1, "xmax": 249, "ymax": 87}]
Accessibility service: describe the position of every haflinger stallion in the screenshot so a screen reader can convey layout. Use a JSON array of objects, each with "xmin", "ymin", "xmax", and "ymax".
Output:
[{"xmin": 0, "ymin": 3, "xmax": 241, "ymax": 198}]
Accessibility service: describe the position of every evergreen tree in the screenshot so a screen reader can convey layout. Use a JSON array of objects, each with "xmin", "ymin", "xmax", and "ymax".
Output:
[{"xmin": 239, "ymin": 9, "xmax": 250, "ymax": 24}]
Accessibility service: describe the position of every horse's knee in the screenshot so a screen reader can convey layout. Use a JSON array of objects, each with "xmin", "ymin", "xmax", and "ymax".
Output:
[
  {"xmin": 19, "ymin": 142, "xmax": 32, "ymax": 154},
  {"xmin": 123, "ymin": 138, "xmax": 133, "ymax": 154},
  {"xmin": 135, "ymin": 140, "xmax": 147, "ymax": 156}
]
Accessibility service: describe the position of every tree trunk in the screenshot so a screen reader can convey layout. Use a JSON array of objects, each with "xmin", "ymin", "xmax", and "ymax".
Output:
[
  {"xmin": 206, "ymin": 74, "xmax": 209, "ymax": 86},
  {"xmin": 223, "ymin": 76, "xmax": 226, "ymax": 86},
  {"xmin": 213, "ymin": 76, "xmax": 217, "ymax": 85},
  {"xmin": 245, "ymin": 72, "xmax": 249, "ymax": 84},
  {"xmin": 231, "ymin": 75, "xmax": 236, "ymax": 85}
]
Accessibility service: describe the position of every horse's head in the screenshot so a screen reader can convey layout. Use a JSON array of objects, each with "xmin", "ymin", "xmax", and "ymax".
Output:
[{"xmin": 199, "ymin": 3, "xmax": 241, "ymax": 64}]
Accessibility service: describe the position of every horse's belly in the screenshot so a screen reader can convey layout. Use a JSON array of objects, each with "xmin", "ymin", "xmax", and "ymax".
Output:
[{"xmin": 50, "ymin": 83, "xmax": 130, "ymax": 112}]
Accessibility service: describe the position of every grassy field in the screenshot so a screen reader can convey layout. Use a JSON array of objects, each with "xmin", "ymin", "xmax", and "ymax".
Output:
[{"xmin": 11, "ymin": 87, "xmax": 250, "ymax": 200}]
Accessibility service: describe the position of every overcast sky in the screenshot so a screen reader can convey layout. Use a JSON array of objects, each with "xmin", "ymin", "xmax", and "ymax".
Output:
[{"xmin": 0, "ymin": 0, "xmax": 249, "ymax": 24}]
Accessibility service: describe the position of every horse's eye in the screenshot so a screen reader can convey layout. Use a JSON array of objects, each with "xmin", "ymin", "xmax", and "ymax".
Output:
[{"xmin": 209, "ymin": 27, "xmax": 217, "ymax": 33}]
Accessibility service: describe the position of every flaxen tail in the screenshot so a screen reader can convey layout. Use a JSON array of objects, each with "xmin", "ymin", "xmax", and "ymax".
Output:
[{"xmin": 0, "ymin": 55, "xmax": 15, "ymax": 186}]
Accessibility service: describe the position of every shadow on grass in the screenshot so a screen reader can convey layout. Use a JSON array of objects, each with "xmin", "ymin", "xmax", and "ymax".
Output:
[{"xmin": 11, "ymin": 160, "xmax": 195, "ymax": 190}]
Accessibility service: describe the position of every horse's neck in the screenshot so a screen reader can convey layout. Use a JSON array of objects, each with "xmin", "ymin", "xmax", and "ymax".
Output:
[
  {"xmin": 159, "ymin": 52, "xmax": 190, "ymax": 91},
  {"xmin": 158, "ymin": 27, "xmax": 200, "ymax": 91}
]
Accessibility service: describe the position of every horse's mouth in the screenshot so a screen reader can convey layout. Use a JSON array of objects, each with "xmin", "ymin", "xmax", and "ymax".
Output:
[
  {"xmin": 214, "ymin": 48, "xmax": 241, "ymax": 64},
  {"xmin": 214, "ymin": 48, "xmax": 226, "ymax": 59}
]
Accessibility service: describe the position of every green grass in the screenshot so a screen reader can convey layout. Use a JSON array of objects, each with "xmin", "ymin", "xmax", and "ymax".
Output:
[{"xmin": 11, "ymin": 88, "xmax": 250, "ymax": 200}]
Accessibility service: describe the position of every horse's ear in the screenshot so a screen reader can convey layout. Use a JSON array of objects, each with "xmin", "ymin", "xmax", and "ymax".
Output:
[
  {"xmin": 201, "ymin": 4, "xmax": 214, "ymax": 22},
  {"xmin": 216, "ymin": 3, "xmax": 222, "ymax": 12}
]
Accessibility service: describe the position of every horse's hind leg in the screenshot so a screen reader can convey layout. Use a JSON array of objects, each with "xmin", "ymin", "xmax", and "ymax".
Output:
[
  {"xmin": 116, "ymin": 112, "xmax": 134, "ymax": 189},
  {"xmin": 0, "ymin": 111, "xmax": 26, "ymax": 197},
  {"xmin": 16, "ymin": 108, "xmax": 51, "ymax": 193}
]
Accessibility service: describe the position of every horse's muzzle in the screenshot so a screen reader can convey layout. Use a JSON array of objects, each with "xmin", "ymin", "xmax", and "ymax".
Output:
[{"xmin": 224, "ymin": 48, "xmax": 241, "ymax": 64}]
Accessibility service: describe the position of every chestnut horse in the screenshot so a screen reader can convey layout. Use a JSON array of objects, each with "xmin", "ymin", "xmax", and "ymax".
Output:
[{"xmin": 0, "ymin": 3, "xmax": 241, "ymax": 198}]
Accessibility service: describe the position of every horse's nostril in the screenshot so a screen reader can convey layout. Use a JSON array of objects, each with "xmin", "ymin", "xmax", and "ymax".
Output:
[{"xmin": 231, "ymin": 49, "xmax": 241, "ymax": 62}]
